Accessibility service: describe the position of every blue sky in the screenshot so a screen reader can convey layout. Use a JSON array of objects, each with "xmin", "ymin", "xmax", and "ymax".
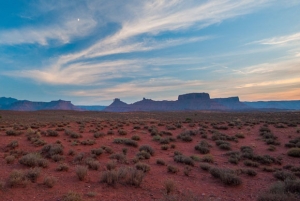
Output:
[{"xmin": 1, "ymin": 0, "xmax": 300, "ymax": 105}]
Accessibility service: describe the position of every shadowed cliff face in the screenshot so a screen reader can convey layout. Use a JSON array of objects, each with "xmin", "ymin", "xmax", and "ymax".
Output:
[{"xmin": 104, "ymin": 93, "xmax": 245, "ymax": 112}]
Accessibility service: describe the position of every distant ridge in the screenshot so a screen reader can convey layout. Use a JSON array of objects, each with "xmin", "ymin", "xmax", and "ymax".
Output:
[
  {"xmin": 1, "ymin": 93, "xmax": 300, "ymax": 112},
  {"xmin": 104, "ymin": 93, "xmax": 249, "ymax": 112},
  {"xmin": 0, "ymin": 98, "xmax": 80, "ymax": 111}
]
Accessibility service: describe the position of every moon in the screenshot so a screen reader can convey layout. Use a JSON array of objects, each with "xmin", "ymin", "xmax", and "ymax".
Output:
[{"xmin": 78, "ymin": 18, "xmax": 80, "ymax": 21}]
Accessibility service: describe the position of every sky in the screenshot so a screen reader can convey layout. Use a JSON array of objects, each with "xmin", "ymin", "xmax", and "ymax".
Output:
[{"xmin": 1, "ymin": 0, "xmax": 300, "ymax": 105}]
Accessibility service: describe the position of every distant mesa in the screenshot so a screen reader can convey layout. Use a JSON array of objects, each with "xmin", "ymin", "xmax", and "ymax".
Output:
[
  {"xmin": 0, "ymin": 98, "xmax": 80, "ymax": 111},
  {"xmin": 1, "ymin": 92, "xmax": 300, "ymax": 112}
]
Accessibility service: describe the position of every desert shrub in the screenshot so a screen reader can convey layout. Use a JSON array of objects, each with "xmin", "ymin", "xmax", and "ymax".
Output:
[
  {"xmin": 215, "ymin": 140, "xmax": 231, "ymax": 150},
  {"xmin": 174, "ymin": 155, "xmax": 195, "ymax": 166},
  {"xmin": 109, "ymin": 153, "xmax": 126, "ymax": 163},
  {"xmin": 212, "ymin": 132, "xmax": 237, "ymax": 141},
  {"xmin": 268, "ymin": 145, "xmax": 277, "ymax": 151},
  {"xmin": 156, "ymin": 159, "xmax": 166, "ymax": 165},
  {"xmin": 113, "ymin": 138, "xmax": 138, "ymax": 147},
  {"xmin": 135, "ymin": 162, "xmax": 150, "ymax": 173},
  {"xmin": 170, "ymin": 144, "xmax": 176, "ymax": 149},
  {"xmin": 6, "ymin": 129, "xmax": 22, "ymax": 136},
  {"xmin": 86, "ymin": 191, "xmax": 96, "ymax": 197},
  {"xmin": 235, "ymin": 133, "xmax": 245, "ymax": 138},
  {"xmin": 136, "ymin": 151, "xmax": 151, "ymax": 160},
  {"xmin": 287, "ymin": 148, "xmax": 300, "ymax": 157},
  {"xmin": 139, "ymin": 145, "xmax": 155, "ymax": 156},
  {"xmin": 80, "ymin": 139, "xmax": 96, "ymax": 145},
  {"xmin": 51, "ymin": 154, "xmax": 65, "ymax": 162},
  {"xmin": 118, "ymin": 129, "xmax": 127, "ymax": 135},
  {"xmin": 131, "ymin": 135, "xmax": 140, "ymax": 141},
  {"xmin": 152, "ymin": 135, "xmax": 161, "ymax": 141},
  {"xmin": 94, "ymin": 132, "xmax": 105, "ymax": 138},
  {"xmin": 167, "ymin": 165, "xmax": 179, "ymax": 173},
  {"xmin": 65, "ymin": 129, "xmax": 82, "ymax": 138},
  {"xmin": 184, "ymin": 166, "xmax": 192, "ymax": 176},
  {"xmin": 7, "ymin": 140, "xmax": 18, "ymax": 149},
  {"xmin": 56, "ymin": 163, "xmax": 69, "ymax": 171},
  {"xmin": 7, "ymin": 170, "xmax": 28, "ymax": 188},
  {"xmin": 76, "ymin": 166, "xmax": 88, "ymax": 181},
  {"xmin": 100, "ymin": 170, "xmax": 119, "ymax": 186},
  {"xmin": 85, "ymin": 158, "xmax": 100, "ymax": 170},
  {"xmin": 242, "ymin": 169, "xmax": 257, "ymax": 177},
  {"xmin": 244, "ymin": 160, "xmax": 260, "ymax": 168},
  {"xmin": 119, "ymin": 167, "xmax": 145, "ymax": 187},
  {"xmin": 122, "ymin": 147, "xmax": 128, "ymax": 155},
  {"xmin": 159, "ymin": 137, "xmax": 170, "ymax": 144},
  {"xmin": 209, "ymin": 168, "xmax": 242, "ymax": 186},
  {"xmin": 91, "ymin": 148, "xmax": 104, "ymax": 156},
  {"xmin": 262, "ymin": 166, "xmax": 276, "ymax": 172},
  {"xmin": 19, "ymin": 153, "xmax": 48, "ymax": 168},
  {"xmin": 190, "ymin": 155, "xmax": 201, "ymax": 162},
  {"xmin": 62, "ymin": 191, "xmax": 82, "ymax": 201},
  {"xmin": 257, "ymin": 180, "xmax": 300, "ymax": 201},
  {"xmin": 41, "ymin": 143, "xmax": 64, "ymax": 158},
  {"xmin": 273, "ymin": 170, "xmax": 297, "ymax": 181},
  {"xmin": 43, "ymin": 176, "xmax": 56, "ymax": 188},
  {"xmin": 102, "ymin": 146, "xmax": 114, "ymax": 154},
  {"xmin": 199, "ymin": 163, "xmax": 211, "ymax": 171},
  {"xmin": 106, "ymin": 161, "xmax": 116, "ymax": 170},
  {"xmin": 45, "ymin": 129, "xmax": 59, "ymax": 137},
  {"xmin": 161, "ymin": 145, "xmax": 169, "ymax": 150},
  {"xmin": 73, "ymin": 152, "xmax": 85, "ymax": 164},
  {"xmin": 25, "ymin": 167, "xmax": 41, "ymax": 183},
  {"xmin": 194, "ymin": 140, "xmax": 211, "ymax": 154},
  {"xmin": 107, "ymin": 130, "xmax": 114, "ymax": 135},
  {"xmin": 5, "ymin": 155, "xmax": 15, "ymax": 164},
  {"xmin": 177, "ymin": 131, "xmax": 193, "ymax": 142},
  {"xmin": 201, "ymin": 154, "xmax": 214, "ymax": 163},
  {"xmin": 226, "ymin": 151, "xmax": 241, "ymax": 164},
  {"xmin": 164, "ymin": 179, "xmax": 175, "ymax": 194}
]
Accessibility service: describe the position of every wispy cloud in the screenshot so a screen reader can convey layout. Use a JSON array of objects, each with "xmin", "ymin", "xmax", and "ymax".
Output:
[
  {"xmin": 0, "ymin": 16, "xmax": 96, "ymax": 46},
  {"xmin": 254, "ymin": 32, "xmax": 300, "ymax": 46}
]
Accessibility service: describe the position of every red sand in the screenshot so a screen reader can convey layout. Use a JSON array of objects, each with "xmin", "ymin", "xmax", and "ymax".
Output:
[{"xmin": 0, "ymin": 111, "xmax": 299, "ymax": 201}]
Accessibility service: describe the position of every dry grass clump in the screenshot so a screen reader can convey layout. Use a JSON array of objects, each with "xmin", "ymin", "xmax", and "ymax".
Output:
[
  {"xmin": 5, "ymin": 155, "xmax": 16, "ymax": 164},
  {"xmin": 6, "ymin": 140, "xmax": 19, "ymax": 149},
  {"xmin": 139, "ymin": 145, "xmax": 155, "ymax": 156},
  {"xmin": 109, "ymin": 153, "xmax": 126, "ymax": 163},
  {"xmin": 287, "ymin": 148, "xmax": 300, "ymax": 157},
  {"xmin": 100, "ymin": 167, "xmax": 145, "ymax": 187},
  {"xmin": 91, "ymin": 148, "xmax": 104, "ymax": 156},
  {"xmin": 209, "ymin": 167, "xmax": 242, "ymax": 186},
  {"xmin": 41, "ymin": 143, "xmax": 64, "ymax": 158},
  {"xmin": 164, "ymin": 179, "xmax": 175, "ymax": 194},
  {"xmin": 135, "ymin": 162, "xmax": 150, "ymax": 173},
  {"xmin": 26, "ymin": 167, "xmax": 41, "ymax": 183},
  {"xmin": 194, "ymin": 140, "xmax": 211, "ymax": 154},
  {"xmin": 258, "ymin": 179, "xmax": 300, "ymax": 201},
  {"xmin": 173, "ymin": 154, "xmax": 195, "ymax": 166},
  {"xmin": 65, "ymin": 129, "xmax": 82, "ymax": 138},
  {"xmin": 156, "ymin": 159, "xmax": 166, "ymax": 165},
  {"xmin": 56, "ymin": 163, "xmax": 69, "ymax": 171},
  {"xmin": 19, "ymin": 153, "xmax": 48, "ymax": 168},
  {"xmin": 106, "ymin": 161, "xmax": 117, "ymax": 170},
  {"xmin": 167, "ymin": 165, "xmax": 179, "ymax": 174},
  {"xmin": 62, "ymin": 191, "xmax": 82, "ymax": 201},
  {"xmin": 75, "ymin": 165, "xmax": 88, "ymax": 181},
  {"xmin": 113, "ymin": 138, "xmax": 138, "ymax": 147},
  {"xmin": 6, "ymin": 129, "xmax": 22, "ymax": 136},
  {"xmin": 7, "ymin": 170, "xmax": 28, "ymax": 188},
  {"xmin": 80, "ymin": 139, "xmax": 96, "ymax": 145},
  {"xmin": 85, "ymin": 158, "xmax": 100, "ymax": 170},
  {"xmin": 43, "ymin": 176, "xmax": 56, "ymax": 188}
]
